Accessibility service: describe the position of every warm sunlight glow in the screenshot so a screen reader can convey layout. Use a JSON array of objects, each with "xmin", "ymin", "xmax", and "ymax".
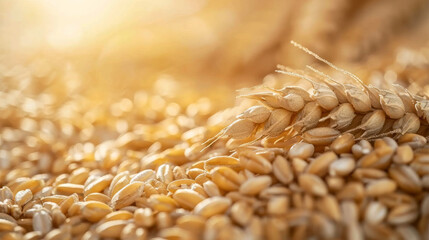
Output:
[{"xmin": 40, "ymin": 0, "xmax": 115, "ymax": 49}]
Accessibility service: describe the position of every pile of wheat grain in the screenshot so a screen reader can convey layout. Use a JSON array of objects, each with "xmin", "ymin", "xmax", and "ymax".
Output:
[{"xmin": 1, "ymin": 43, "xmax": 429, "ymax": 240}]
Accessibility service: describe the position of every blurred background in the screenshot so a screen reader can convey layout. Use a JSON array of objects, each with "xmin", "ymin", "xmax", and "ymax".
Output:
[{"xmin": 1, "ymin": 0, "xmax": 429, "ymax": 105}]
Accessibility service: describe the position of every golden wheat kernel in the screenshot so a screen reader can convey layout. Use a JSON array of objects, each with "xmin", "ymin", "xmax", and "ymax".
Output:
[
  {"xmin": 203, "ymin": 180, "xmax": 221, "ymax": 197},
  {"xmin": 130, "ymin": 169, "xmax": 156, "ymax": 183},
  {"xmin": 134, "ymin": 208, "xmax": 155, "ymax": 228},
  {"xmin": 267, "ymin": 196, "xmax": 288, "ymax": 216},
  {"xmin": 387, "ymin": 204, "xmax": 418, "ymax": 225},
  {"xmin": 225, "ymin": 119, "xmax": 257, "ymax": 139},
  {"xmin": 13, "ymin": 179, "xmax": 44, "ymax": 195},
  {"xmin": 194, "ymin": 197, "xmax": 231, "ymax": 218},
  {"xmin": 364, "ymin": 201, "xmax": 387, "ymax": 224},
  {"xmin": 396, "ymin": 225, "xmax": 420, "ymax": 240},
  {"xmin": 110, "ymin": 175, "xmax": 131, "ymax": 198},
  {"xmin": 204, "ymin": 156, "xmax": 241, "ymax": 171},
  {"xmin": 59, "ymin": 193, "xmax": 78, "ymax": 214},
  {"xmin": 120, "ymin": 223, "xmax": 147, "ymax": 240},
  {"xmin": 84, "ymin": 193, "xmax": 110, "ymax": 204},
  {"xmin": 0, "ymin": 219, "xmax": 16, "ymax": 232},
  {"xmin": 288, "ymin": 142, "xmax": 314, "ymax": 159},
  {"xmin": 358, "ymin": 147, "xmax": 393, "ymax": 170},
  {"xmin": 45, "ymin": 228, "xmax": 68, "ymax": 240},
  {"xmin": 69, "ymin": 168, "xmax": 90, "ymax": 185},
  {"xmin": 320, "ymin": 103, "xmax": 355, "ymax": 129},
  {"xmin": 344, "ymin": 83, "xmax": 371, "ymax": 113},
  {"xmin": 303, "ymin": 127, "xmax": 340, "ymax": 146},
  {"xmin": 172, "ymin": 166, "xmax": 188, "ymax": 180},
  {"xmin": 210, "ymin": 166, "xmax": 243, "ymax": 191},
  {"xmin": 33, "ymin": 210, "xmax": 52, "ymax": 235},
  {"xmin": 239, "ymin": 151, "xmax": 272, "ymax": 175},
  {"xmin": 67, "ymin": 202, "xmax": 84, "ymax": 217},
  {"xmin": 306, "ymin": 151, "xmax": 337, "ymax": 177},
  {"xmin": 0, "ymin": 187, "xmax": 14, "ymax": 202},
  {"xmin": 0, "ymin": 213, "xmax": 17, "ymax": 224},
  {"xmin": 330, "ymin": 133, "xmax": 354, "ymax": 154},
  {"xmin": 230, "ymin": 201, "xmax": 253, "ymax": 227},
  {"xmin": 263, "ymin": 108, "xmax": 292, "ymax": 137},
  {"xmin": 298, "ymin": 174, "xmax": 327, "ymax": 196},
  {"xmin": 379, "ymin": 89, "xmax": 406, "ymax": 119},
  {"xmin": 51, "ymin": 208, "xmax": 66, "ymax": 226},
  {"xmin": 291, "ymin": 157, "xmax": 308, "ymax": 174},
  {"xmin": 238, "ymin": 106, "xmax": 271, "ymax": 124},
  {"xmin": 187, "ymin": 168, "xmax": 205, "ymax": 180},
  {"xmin": 191, "ymin": 183, "xmax": 208, "ymax": 198},
  {"xmin": 24, "ymin": 231, "xmax": 44, "ymax": 240},
  {"xmin": 156, "ymin": 211, "xmax": 174, "ymax": 229},
  {"xmin": 173, "ymin": 189, "xmax": 205, "ymax": 210},
  {"xmin": 176, "ymin": 214, "xmax": 205, "ymax": 234},
  {"xmin": 398, "ymin": 133, "xmax": 427, "ymax": 149},
  {"xmin": 166, "ymin": 179, "xmax": 195, "ymax": 193},
  {"xmin": 104, "ymin": 210, "xmax": 133, "ymax": 221},
  {"xmin": 54, "ymin": 183, "xmax": 84, "ymax": 196},
  {"xmin": 388, "ymin": 164, "xmax": 422, "ymax": 193},
  {"xmin": 156, "ymin": 164, "xmax": 174, "ymax": 184},
  {"xmin": 315, "ymin": 195, "xmax": 341, "ymax": 222},
  {"xmin": 81, "ymin": 201, "xmax": 112, "ymax": 222},
  {"xmin": 15, "ymin": 189, "xmax": 32, "ymax": 207},
  {"xmin": 366, "ymin": 179, "xmax": 397, "ymax": 196},
  {"xmin": 329, "ymin": 157, "xmax": 355, "ymax": 177},
  {"xmin": 111, "ymin": 181, "xmax": 144, "ymax": 210},
  {"xmin": 393, "ymin": 145, "xmax": 414, "ymax": 164},
  {"xmin": 148, "ymin": 194, "xmax": 178, "ymax": 212},
  {"xmin": 160, "ymin": 227, "xmax": 196, "ymax": 240},
  {"xmin": 272, "ymin": 155, "xmax": 294, "ymax": 184},
  {"xmin": 239, "ymin": 176, "xmax": 272, "ymax": 196},
  {"xmin": 336, "ymin": 182, "xmax": 364, "ymax": 200},
  {"xmin": 352, "ymin": 168, "xmax": 387, "ymax": 183},
  {"xmin": 96, "ymin": 220, "xmax": 128, "ymax": 238}
]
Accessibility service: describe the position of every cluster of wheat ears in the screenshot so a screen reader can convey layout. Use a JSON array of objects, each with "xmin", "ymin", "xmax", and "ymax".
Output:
[{"xmin": 206, "ymin": 41, "xmax": 428, "ymax": 148}]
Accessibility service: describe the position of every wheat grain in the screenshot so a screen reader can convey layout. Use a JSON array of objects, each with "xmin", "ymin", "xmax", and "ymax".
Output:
[
  {"xmin": 194, "ymin": 197, "xmax": 231, "ymax": 218},
  {"xmin": 172, "ymin": 189, "xmax": 205, "ymax": 209},
  {"xmin": 366, "ymin": 179, "xmax": 397, "ymax": 196},
  {"xmin": 337, "ymin": 182, "xmax": 365, "ymax": 200},
  {"xmin": 210, "ymin": 166, "xmax": 244, "ymax": 191},
  {"xmin": 389, "ymin": 164, "xmax": 422, "ymax": 193},
  {"xmin": 231, "ymin": 201, "xmax": 253, "ymax": 226},
  {"xmin": 364, "ymin": 201, "xmax": 387, "ymax": 225},
  {"xmin": 288, "ymin": 102, "xmax": 323, "ymax": 133},
  {"xmin": 302, "ymin": 127, "xmax": 340, "ymax": 145},
  {"xmin": 306, "ymin": 151, "xmax": 337, "ymax": 176},
  {"xmin": 33, "ymin": 210, "xmax": 52, "ymax": 235},
  {"xmin": 110, "ymin": 181, "xmax": 144, "ymax": 210},
  {"xmin": 288, "ymin": 142, "xmax": 314, "ymax": 159},
  {"xmin": 387, "ymin": 204, "xmax": 419, "ymax": 225},
  {"xmin": 320, "ymin": 103, "xmax": 356, "ymax": 129},
  {"xmin": 238, "ymin": 150, "xmax": 272, "ymax": 174},
  {"xmin": 95, "ymin": 219, "xmax": 128, "ymax": 238},
  {"xmin": 298, "ymin": 173, "xmax": 328, "ymax": 196},
  {"xmin": 15, "ymin": 189, "xmax": 33, "ymax": 207},
  {"xmin": 329, "ymin": 157, "xmax": 355, "ymax": 177},
  {"xmin": 204, "ymin": 156, "xmax": 241, "ymax": 171},
  {"xmin": 330, "ymin": 133, "xmax": 355, "ymax": 154},
  {"xmin": 239, "ymin": 176, "xmax": 272, "ymax": 195},
  {"xmin": 272, "ymin": 155, "xmax": 294, "ymax": 184},
  {"xmin": 237, "ymin": 106, "xmax": 271, "ymax": 124}
]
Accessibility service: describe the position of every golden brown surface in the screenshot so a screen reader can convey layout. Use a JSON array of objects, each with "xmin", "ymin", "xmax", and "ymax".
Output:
[{"xmin": 1, "ymin": 1, "xmax": 429, "ymax": 239}]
